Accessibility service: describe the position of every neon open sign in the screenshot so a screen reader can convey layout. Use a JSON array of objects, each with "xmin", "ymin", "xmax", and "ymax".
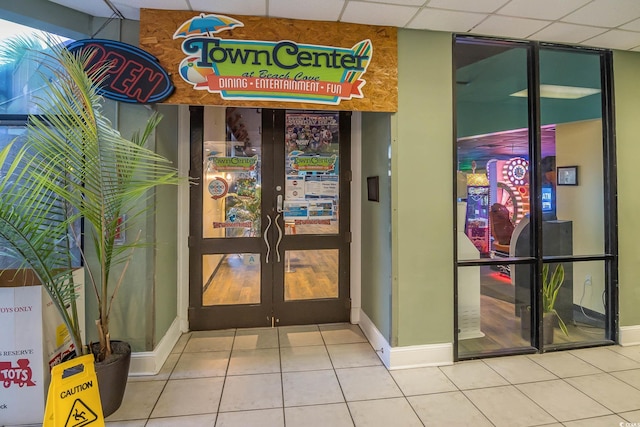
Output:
[{"xmin": 66, "ymin": 39, "xmax": 174, "ymax": 104}]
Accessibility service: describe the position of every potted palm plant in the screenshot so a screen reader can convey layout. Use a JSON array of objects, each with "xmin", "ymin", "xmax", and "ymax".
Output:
[{"xmin": 0, "ymin": 35, "xmax": 181, "ymax": 416}]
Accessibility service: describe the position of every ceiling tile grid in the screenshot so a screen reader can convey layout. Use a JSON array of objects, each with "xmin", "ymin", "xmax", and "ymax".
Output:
[{"xmin": 44, "ymin": 0, "xmax": 640, "ymax": 51}]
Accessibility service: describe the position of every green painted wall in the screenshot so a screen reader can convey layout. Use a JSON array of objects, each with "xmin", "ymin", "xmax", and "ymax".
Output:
[
  {"xmin": 613, "ymin": 50, "xmax": 640, "ymax": 328},
  {"xmin": 361, "ymin": 112, "xmax": 393, "ymax": 342},
  {"xmin": 395, "ymin": 29, "xmax": 453, "ymax": 346},
  {"xmin": 154, "ymin": 105, "xmax": 179, "ymax": 345}
]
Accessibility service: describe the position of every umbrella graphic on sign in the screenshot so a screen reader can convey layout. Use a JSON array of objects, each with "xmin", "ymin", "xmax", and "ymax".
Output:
[{"xmin": 173, "ymin": 13, "xmax": 244, "ymax": 38}]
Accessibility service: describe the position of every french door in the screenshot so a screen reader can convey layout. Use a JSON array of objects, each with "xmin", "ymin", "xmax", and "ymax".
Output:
[{"xmin": 189, "ymin": 107, "xmax": 351, "ymax": 330}]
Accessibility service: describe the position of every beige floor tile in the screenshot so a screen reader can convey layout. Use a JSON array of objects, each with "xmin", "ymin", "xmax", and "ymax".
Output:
[
  {"xmin": 562, "ymin": 414, "xmax": 629, "ymax": 426},
  {"xmin": 285, "ymin": 403, "xmax": 354, "ymax": 427},
  {"xmin": 171, "ymin": 333, "xmax": 191, "ymax": 354},
  {"xmin": 527, "ymin": 352, "xmax": 603, "ymax": 378},
  {"xmin": 170, "ymin": 351, "xmax": 230, "ymax": 379},
  {"xmin": 106, "ymin": 380, "xmax": 166, "ymax": 421},
  {"xmin": 319, "ymin": 323, "xmax": 367, "ymax": 345},
  {"xmin": 145, "ymin": 413, "xmax": 216, "ymax": 426},
  {"xmin": 278, "ymin": 325, "xmax": 324, "ymax": 347},
  {"xmin": 283, "ymin": 370, "xmax": 344, "ymax": 406},
  {"xmin": 348, "ymin": 398, "xmax": 422, "ymax": 427},
  {"xmin": 233, "ymin": 327, "xmax": 279, "ymax": 350},
  {"xmin": 464, "ymin": 385, "xmax": 556, "ymax": 427},
  {"xmin": 281, "ymin": 344, "xmax": 333, "ymax": 372},
  {"xmin": 612, "ymin": 369, "xmax": 640, "ymax": 389},
  {"xmin": 570, "ymin": 347, "xmax": 640, "ymax": 372},
  {"xmin": 620, "ymin": 409, "xmax": 640, "ymax": 422},
  {"xmin": 516, "ymin": 379, "xmax": 611, "ymax": 422},
  {"xmin": 227, "ymin": 348, "xmax": 280, "ymax": 375},
  {"xmin": 219, "ymin": 373, "xmax": 282, "ymax": 412},
  {"xmin": 127, "ymin": 353, "xmax": 179, "ymax": 382},
  {"xmin": 566, "ymin": 373, "xmax": 640, "ymax": 413},
  {"xmin": 216, "ymin": 408, "xmax": 284, "ymax": 427},
  {"xmin": 440, "ymin": 360, "xmax": 509, "ymax": 390},
  {"xmin": 610, "ymin": 345, "xmax": 640, "ymax": 363},
  {"xmin": 408, "ymin": 391, "xmax": 493, "ymax": 427},
  {"xmin": 336, "ymin": 366, "xmax": 402, "ymax": 401},
  {"xmin": 149, "ymin": 377, "xmax": 223, "ymax": 418},
  {"xmin": 484, "ymin": 355, "xmax": 557, "ymax": 384},
  {"xmin": 391, "ymin": 366, "xmax": 457, "ymax": 396},
  {"xmin": 105, "ymin": 421, "xmax": 147, "ymax": 427},
  {"xmin": 326, "ymin": 343, "xmax": 382, "ymax": 369},
  {"xmin": 184, "ymin": 330, "xmax": 235, "ymax": 352}
]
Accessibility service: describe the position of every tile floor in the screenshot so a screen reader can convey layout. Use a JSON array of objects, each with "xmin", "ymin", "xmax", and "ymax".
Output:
[{"xmin": 105, "ymin": 323, "xmax": 640, "ymax": 426}]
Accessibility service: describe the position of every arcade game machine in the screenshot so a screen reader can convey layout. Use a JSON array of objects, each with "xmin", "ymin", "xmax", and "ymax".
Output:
[
  {"xmin": 464, "ymin": 166, "xmax": 491, "ymax": 255},
  {"xmin": 487, "ymin": 157, "xmax": 530, "ymax": 275}
]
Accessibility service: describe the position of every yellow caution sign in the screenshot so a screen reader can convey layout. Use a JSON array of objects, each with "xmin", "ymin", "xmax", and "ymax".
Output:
[{"xmin": 43, "ymin": 354, "xmax": 105, "ymax": 427}]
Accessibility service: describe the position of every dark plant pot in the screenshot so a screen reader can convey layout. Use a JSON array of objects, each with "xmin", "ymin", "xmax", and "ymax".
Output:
[
  {"xmin": 92, "ymin": 341, "xmax": 131, "ymax": 418},
  {"xmin": 542, "ymin": 313, "xmax": 556, "ymax": 345},
  {"xmin": 520, "ymin": 307, "xmax": 556, "ymax": 345}
]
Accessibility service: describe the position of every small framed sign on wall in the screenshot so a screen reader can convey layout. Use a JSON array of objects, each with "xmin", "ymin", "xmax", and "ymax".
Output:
[
  {"xmin": 557, "ymin": 166, "xmax": 578, "ymax": 186},
  {"xmin": 367, "ymin": 176, "xmax": 379, "ymax": 202}
]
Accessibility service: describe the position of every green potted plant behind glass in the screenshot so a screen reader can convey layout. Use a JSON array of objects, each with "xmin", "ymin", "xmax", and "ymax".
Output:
[
  {"xmin": 0, "ymin": 34, "xmax": 181, "ymax": 416},
  {"xmin": 542, "ymin": 263, "xmax": 569, "ymax": 344}
]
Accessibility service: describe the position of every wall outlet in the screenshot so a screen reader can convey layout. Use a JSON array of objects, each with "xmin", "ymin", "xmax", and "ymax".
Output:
[{"xmin": 585, "ymin": 274, "xmax": 592, "ymax": 286}]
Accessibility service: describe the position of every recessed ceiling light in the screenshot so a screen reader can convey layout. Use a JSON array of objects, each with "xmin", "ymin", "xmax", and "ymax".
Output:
[{"xmin": 510, "ymin": 84, "xmax": 601, "ymax": 99}]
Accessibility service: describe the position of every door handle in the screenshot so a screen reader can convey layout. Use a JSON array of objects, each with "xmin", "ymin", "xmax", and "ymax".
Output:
[
  {"xmin": 263, "ymin": 214, "xmax": 272, "ymax": 263},
  {"xmin": 276, "ymin": 194, "xmax": 283, "ymax": 213},
  {"xmin": 274, "ymin": 213, "xmax": 282, "ymax": 263}
]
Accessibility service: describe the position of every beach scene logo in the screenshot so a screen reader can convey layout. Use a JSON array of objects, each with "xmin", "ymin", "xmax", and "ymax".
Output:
[{"xmin": 174, "ymin": 14, "xmax": 373, "ymax": 104}]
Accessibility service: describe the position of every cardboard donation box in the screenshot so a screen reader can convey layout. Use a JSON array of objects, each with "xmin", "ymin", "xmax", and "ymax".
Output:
[{"xmin": 0, "ymin": 269, "xmax": 84, "ymax": 426}]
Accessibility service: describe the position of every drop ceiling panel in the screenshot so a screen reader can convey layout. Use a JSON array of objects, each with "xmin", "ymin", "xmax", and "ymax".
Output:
[
  {"xmin": 561, "ymin": 0, "xmax": 640, "ymax": 28},
  {"xmin": 496, "ymin": 0, "xmax": 591, "ymax": 21},
  {"xmin": 48, "ymin": 0, "xmax": 113, "ymax": 18},
  {"xmin": 365, "ymin": 0, "xmax": 425, "ymax": 6},
  {"xmin": 426, "ymin": 0, "xmax": 509, "ymax": 14},
  {"xmin": 408, "ymin": 8, "xmax": 487, "ymax": 32},
  {"xmin": 189, "ymin": 0, "xmax": 267, "ymax": 16},
  {"xmin": 472, "ymin": 15, "xmax": 551, "ymax": 39},
  {"xmin": 270, "ymin": 0, "xmax": 344, "ymax": 21},
  {"xmin": 528, "ymin": 22, "xmax": 607, "ymax": 44},
  {"xmin": 342, "ymin": 1, "xmax": 418, "ymax": 27},
  {"xmin": 620, "ymin": 18, "xmax": 640, "ymax": 32},
  {"xmin": 583, "ymin": 29, "xmax": 640, "ymax": 50}
]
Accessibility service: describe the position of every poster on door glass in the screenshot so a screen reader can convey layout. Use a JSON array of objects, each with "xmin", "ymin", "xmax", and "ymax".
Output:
[
  {"xmin": 286, "ymin": 112, "xmax": 340, "ymax": 173},
  {"xmin": 285, "ymin": 175, "xmax": 306, "ymax": 200},
  {"xmin": 305, "ymin": 175, "xmax": 339, "ymax": 198},
  {"xmin": 308, "ymin": 200, "xmax": 334, "ymax": 219}
]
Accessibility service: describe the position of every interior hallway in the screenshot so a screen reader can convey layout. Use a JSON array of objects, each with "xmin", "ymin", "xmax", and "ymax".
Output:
[{"xmin": 106, "ymin": 323, "xmax": 640, "ymax": 426}]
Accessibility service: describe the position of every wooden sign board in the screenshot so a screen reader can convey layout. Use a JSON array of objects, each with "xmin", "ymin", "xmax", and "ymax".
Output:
[{"xmin": 139, "ymin": 9, "xmax": 398, "ymax": 112}]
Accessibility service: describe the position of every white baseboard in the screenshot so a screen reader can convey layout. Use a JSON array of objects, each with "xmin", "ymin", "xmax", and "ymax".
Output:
[
  {"xmin": 620, "ymin": 325, "xmax": 640, "ymax": 346},
  {"xmin": 129, "ymin": 317, "xmax": 182, "ymax": 376},
  {"xmin": 357, "ymin": 309, "xmax": 391, "ymax": 367},
  {"xmin": 357, "ymin": 309, "xmax": 454, "ymax": 369}
]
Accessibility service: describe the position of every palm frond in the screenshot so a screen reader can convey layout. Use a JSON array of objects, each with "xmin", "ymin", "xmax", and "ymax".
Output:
[{"xmin": 0, "ymin": 34, "xmax": 183, "ymax": 359}]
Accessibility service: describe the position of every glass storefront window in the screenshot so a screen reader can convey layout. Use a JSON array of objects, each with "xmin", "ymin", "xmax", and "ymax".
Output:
[{"xmin": 455, "ymin": 37, "xmax": 615, "ymax": 359}]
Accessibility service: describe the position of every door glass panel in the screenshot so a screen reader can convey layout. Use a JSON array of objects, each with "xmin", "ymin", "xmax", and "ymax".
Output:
[
  {"xmin": 202, "ymin": 253, "xmax": 261, "ymax": 305},
  {"xmin": 456, "ymin": 42, "xmax": 532, "ymax": 260},
  {"xmin": 456, "ymin": 41, "xmax": 533, "ymax": 357},
  {"xmin": 457, "ymin": 264, "xmax": 533, "ymax": 358},
  {"xmin": 542, "ymin": 260, "xmax": 607, "ymax": 349},
  {"xmin": 203, "ymin": 108, "xmax": 262, "ymax": 239},
  {"xmin": 284, "ymin": 249, "xmax": 338, "ymax": 300},
  {"xmin": 539, "ymin": 50, "xmax": 605, "ymax": 257},
  {"xmin": 284, "ymin": 111, "xmax": 340, "ymax": 235}
]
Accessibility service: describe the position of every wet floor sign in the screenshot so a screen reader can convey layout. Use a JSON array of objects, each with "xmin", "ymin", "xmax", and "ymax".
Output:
[{"xmin": 43, "ymin": 354, "xmax": 104, "ymax": 427}]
